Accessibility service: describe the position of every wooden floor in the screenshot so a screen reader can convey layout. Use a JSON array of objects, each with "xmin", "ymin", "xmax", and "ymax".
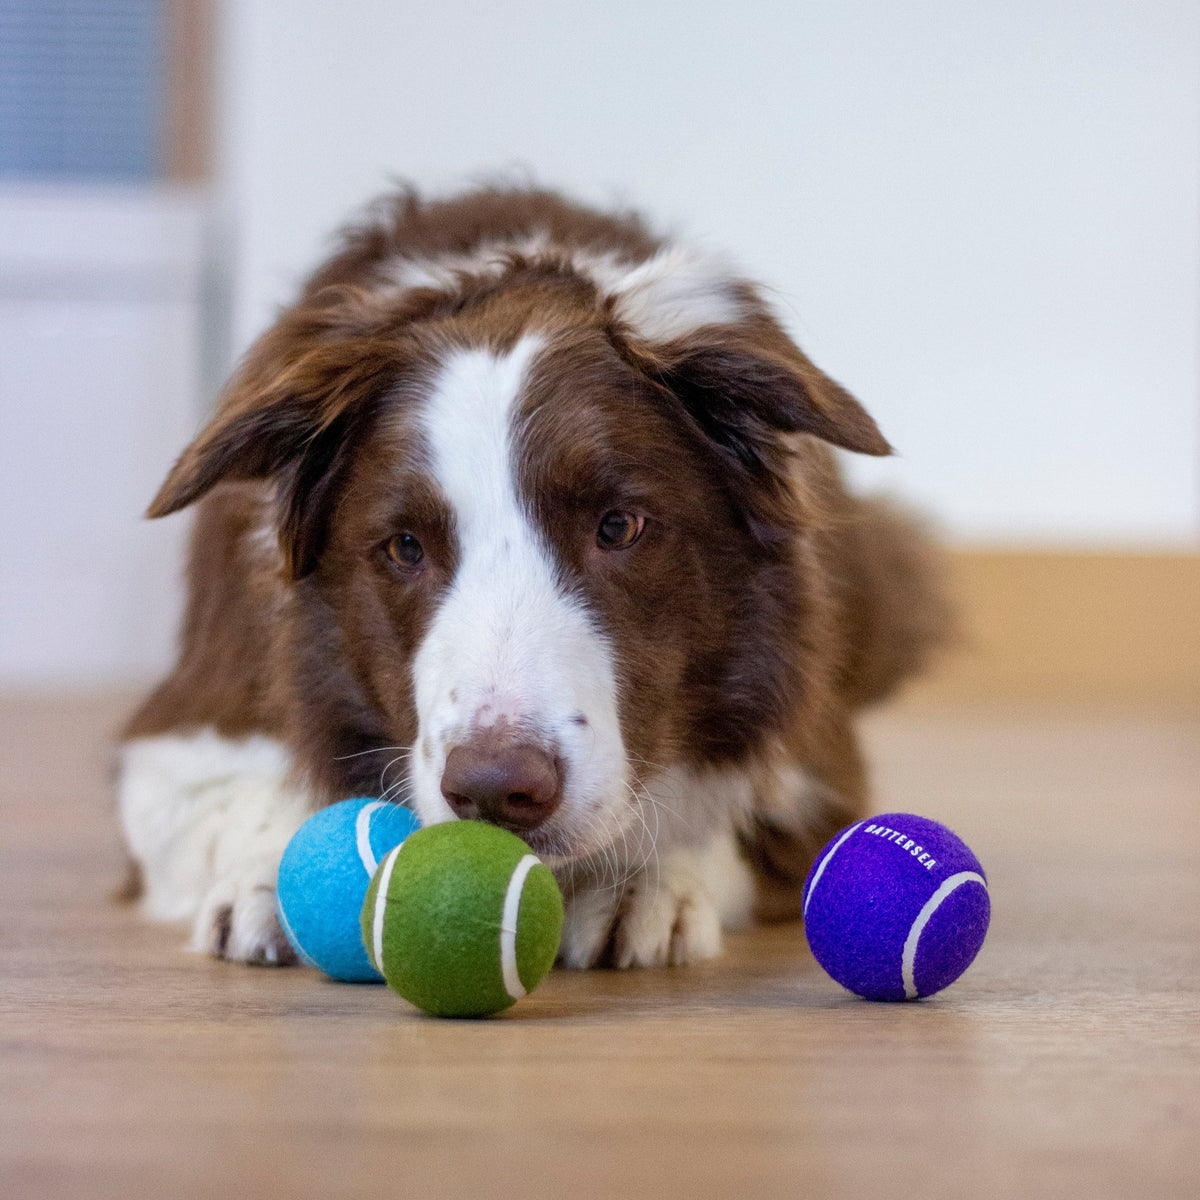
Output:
[{"xmin": 1, "ymin": 693, "xmax": 1197, "ymax": 1200}]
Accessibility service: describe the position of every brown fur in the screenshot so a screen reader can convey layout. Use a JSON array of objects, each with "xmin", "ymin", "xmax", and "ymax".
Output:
[{"xmin": 124, "ymin": 185, "xmax": 949, "ymax": 926}]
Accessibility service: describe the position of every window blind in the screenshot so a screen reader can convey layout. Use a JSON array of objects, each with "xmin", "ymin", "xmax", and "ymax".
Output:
[{"xmin": 0, "ymin": 0, "xmax": 163, "ymax": 180}]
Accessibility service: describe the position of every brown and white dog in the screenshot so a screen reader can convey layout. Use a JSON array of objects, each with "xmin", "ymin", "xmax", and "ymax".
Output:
[{"xmin": 118, "ymin": 186, "xmax": 947, "ymax": 969}]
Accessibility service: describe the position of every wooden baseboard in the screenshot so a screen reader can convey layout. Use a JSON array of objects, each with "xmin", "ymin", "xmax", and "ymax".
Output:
[
  {"xmin": 903, "ymin": 549, "xmax": 1200, "ymax": 708},
  {"xmin": 163, "ymin": 0, "xmax": 215, "ymax": 182}
]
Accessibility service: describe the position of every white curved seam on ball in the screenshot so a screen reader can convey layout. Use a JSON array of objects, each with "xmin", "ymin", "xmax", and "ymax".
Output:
[
  {"xmin": 371, "ymin": 842, "xmax": 406, "ymax": 973},
  {"xmin": 900, "ymin": 871, "xmax": 987, "ymax": 1000},
  {"xmin": 355, "ymin": 801, "xmax": 387, "ymax": 875},
  {"xmin": 803, "ymin": 821, "xmax": 865, "ymax": 919},
  {"xmin": 276, "ymin": 898, "xmax": 316, "ymax": 968},
  {"xmin": 499, "ymin": 854, "xmax": 540, "ymax": 1000}
]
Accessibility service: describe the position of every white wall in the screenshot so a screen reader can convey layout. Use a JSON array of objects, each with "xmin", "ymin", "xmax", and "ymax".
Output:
[
  {"xmin": 218, "ymin": 0, "xmax": 1200, "ymax": 546},
  {"xmin": 0, "ymin": 187, "xmax": 208, "ymax": 686}
]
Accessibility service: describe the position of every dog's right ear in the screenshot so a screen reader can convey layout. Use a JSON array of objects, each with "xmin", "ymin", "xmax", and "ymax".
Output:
[{"xmin": 147, "ymin": 291, "xmax": 407, "ymax": 575}]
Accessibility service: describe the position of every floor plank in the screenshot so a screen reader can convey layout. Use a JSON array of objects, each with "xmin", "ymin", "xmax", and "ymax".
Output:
[{"xmin": 1, "ymin": 693, "xmax": 1197, "ymax": 1199}]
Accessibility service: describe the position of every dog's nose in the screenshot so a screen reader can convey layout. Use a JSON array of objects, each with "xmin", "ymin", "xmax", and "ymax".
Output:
[{"xmin": 440, "ymin": 739, "xmax": 562, "ymax": 831}]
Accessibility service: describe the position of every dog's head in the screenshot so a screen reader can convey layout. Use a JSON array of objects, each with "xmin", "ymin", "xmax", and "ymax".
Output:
[{"xmin": 149, "ymin": 212, "xmax": 889, "ymax": 863}]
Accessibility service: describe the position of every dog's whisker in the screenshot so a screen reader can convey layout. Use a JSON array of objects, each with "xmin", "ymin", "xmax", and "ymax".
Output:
[
  {"xmin": 377, "ymin": 767, "xmax": 414, "ymax": 801},
  {"xmin": 589, "ymin": 808, "xmax": 622, "ymax": 893},
  {"xmin": 625, "ymin": 765, "xmax": 683, "ymax": 823},
  {"xmin": 377, "ymin": 757, "xmax": 414, "ymax": 801},
  {"xmin": 586, "ymin": 813, "xmax": 616, "ymax": 893},
  {"xmin": 623, "ymin": 779, "xmax": 662, "ymax": 882},
  {"xmin": 333, "ymin": 745, "xmax": 411, "ymax": 763},
  {"xmin": 576, "ymin": 804, "xmax": 631, "ymax": 896}
]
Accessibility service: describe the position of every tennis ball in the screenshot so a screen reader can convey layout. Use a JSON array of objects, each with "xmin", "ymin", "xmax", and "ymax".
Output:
[
  {"xmin": 277, "ymin": 798, "xmax": 421, "ymax": 982},
  {"xmin": 803, "ymin": 812, "xmax": 990, "ymax": 1001},
  {"xmin": 362, "ymin": 820, "xmax": 564, "ymax": 1018}
]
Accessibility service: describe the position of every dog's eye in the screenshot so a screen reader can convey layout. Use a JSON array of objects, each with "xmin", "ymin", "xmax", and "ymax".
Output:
[
  {"xmin": 385, "ymin": 534, "xmax": 425, "ymax": 569},
  {"xmin": 596, "ymin": 510, "xmax": 644, "ymax": 550}
]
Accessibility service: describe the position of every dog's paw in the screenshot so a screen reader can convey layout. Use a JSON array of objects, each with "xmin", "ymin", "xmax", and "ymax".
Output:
[
  {"xmin": 610, "ymin": 868, "xmax": 724, "ymax": 968},
  {"xmin": 559, "ymin": 884, "xmax": 622, "ymax": 968},
  {"xmin": 191, "ymin": 865, "xmax": 296, "ymax": 966},
  {"xmin": 560, "ymin": 832, "xmax": 754, "ymax": 969}
]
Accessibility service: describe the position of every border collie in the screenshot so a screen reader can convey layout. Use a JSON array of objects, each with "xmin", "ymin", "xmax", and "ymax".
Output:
[{"xmin": 118, "ymin": 186, "xmax": 947, "ymax": 968}]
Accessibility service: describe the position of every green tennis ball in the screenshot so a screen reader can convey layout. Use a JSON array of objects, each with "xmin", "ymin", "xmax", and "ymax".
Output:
[{"xmin": 361, "ymin": 820, "xmax": 564, "ymax": 1018}]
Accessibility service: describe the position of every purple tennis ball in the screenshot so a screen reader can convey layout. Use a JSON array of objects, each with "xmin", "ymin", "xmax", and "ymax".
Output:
[{"xmin": 802, "ymin": 813, "xmax": 990, "ymax": 1001}]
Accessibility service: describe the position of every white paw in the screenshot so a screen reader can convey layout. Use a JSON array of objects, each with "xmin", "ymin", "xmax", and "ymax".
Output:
[
  {"xmin": 610, "ymin": 869, "xmax": 724, "ymax": 968},
  {"xmin": 559, "ymin": 885, "xmax": 621, "ymax": 969},
  {"xmin": 559, "ymin": 831, "xmax": 754, "ymax": 969},
  {"xmin": 192, "ymin": 873, "xmax": 295, "ymax": 964},
  {"xmin": 190, "ymin": 862, "xmax": 295, "ymax": 965}
]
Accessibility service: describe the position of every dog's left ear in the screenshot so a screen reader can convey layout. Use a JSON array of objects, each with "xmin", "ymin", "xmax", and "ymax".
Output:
[
  {"xmin": 605, "ymin": 255, "xmax": 890, "ymax": 476},
  {"xmin": 615, "ymin": 285, "xmax": 892, "ymax": 540},
  {"xmin": 624, "ymin": 307, "xmax": 891, "ymax": 470}
]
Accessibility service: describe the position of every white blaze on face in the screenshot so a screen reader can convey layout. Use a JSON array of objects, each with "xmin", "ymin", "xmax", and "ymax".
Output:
[{"xmin": 409, "ymin": 336, "xmax": 629, "ymax": 857}]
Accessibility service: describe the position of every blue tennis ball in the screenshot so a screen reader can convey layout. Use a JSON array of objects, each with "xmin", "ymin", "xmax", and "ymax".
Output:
[
  {"xmin": 802, "ymin": 813, "xmax": 990, "ymax": 1001},
  {"xmin": 277, "ymin": 798, "xmax": 421, "ymax": 981}
]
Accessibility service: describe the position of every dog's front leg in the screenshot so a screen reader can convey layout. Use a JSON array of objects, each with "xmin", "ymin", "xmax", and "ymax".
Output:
[{"xmin": 118, "ymin": 730, "xmax": 312, "ymax": 965}]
